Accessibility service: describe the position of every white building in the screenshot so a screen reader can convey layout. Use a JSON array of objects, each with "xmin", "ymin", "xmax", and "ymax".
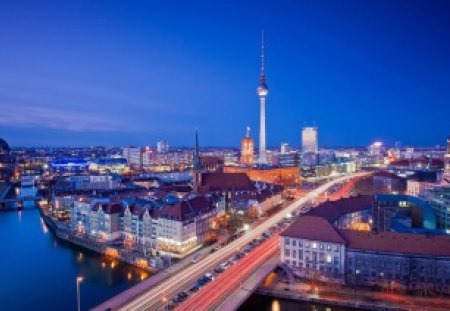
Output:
[
  {"xmin": 302, "ymin": 127, "xmax": 318, "ymax": 154},
  {"xmin": 406, "ymin": 179, "xmax": 436, "ymax": 197},
  {"xmin": 89, "ymin": 202, "xmax": 122, "ymax": 241},
  {"xmin": 122, "ymin": 147, "xmax": 143, "ymax": 168},
  {"xmin": 157, "ymin": 140, "xmax": 169, "ymax": 153},
  {"xmin": 280, "ymin": 216, "xmax": 346, "ymax": 283},
  {"xmin": 280, "ymin": 142, "xmax": 290, "ymax": 154},
  {"xmin": 368, "ymin": 141, "xmax": 383, "ymax": 157}
]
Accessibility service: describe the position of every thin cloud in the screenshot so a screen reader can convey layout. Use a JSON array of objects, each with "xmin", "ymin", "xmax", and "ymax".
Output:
[{"xmin": 0, "ymin": 104, "xmax": 134, "ymax": 132}]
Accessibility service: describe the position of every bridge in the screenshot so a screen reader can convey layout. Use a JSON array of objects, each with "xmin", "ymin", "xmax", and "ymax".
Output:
[
  {"xmin": 92, "ymin": 172, "xmax": 369, "ymax": 311},
  {"xmin": 0, "ymin": 182, "xmax": 43, "ymax": 209}
]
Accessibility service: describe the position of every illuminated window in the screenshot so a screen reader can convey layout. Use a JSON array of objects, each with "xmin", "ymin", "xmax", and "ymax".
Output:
[{"xmin": 312, "ymin": 242, "xmax": 317, "ymax": 249}]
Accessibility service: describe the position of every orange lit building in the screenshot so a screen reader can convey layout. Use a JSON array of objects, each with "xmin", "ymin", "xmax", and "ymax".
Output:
[
  {"xmin": 240, "ymin": 127, "xmax": 254, "ymax": 166},
  {"xmin": 224, "ymin": 165, "xmax": 300, "ymax": 186}
]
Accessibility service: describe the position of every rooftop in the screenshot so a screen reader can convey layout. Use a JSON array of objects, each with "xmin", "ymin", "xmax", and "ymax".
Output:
[
  {"xmin": 339, "ymin": 229, "xmax": 450, "ymax": 257},
  {"xmin": 305, "ymin": 195, "xmax": 373, "ymax": 224},
  {"xmin": 281, "ymin": 215, "xmax": 346, "ymax": 244}
]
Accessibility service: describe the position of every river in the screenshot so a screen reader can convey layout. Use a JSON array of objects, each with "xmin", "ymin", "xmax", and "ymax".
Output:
[{"xmin": 0, "ymin": 197, "xmax": 146, "ymax": 311}]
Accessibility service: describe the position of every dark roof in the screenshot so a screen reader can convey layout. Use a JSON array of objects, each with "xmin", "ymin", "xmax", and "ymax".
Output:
[
  {"xmin": 339, "ymin": 229, "xmax": 450, "ymax": 257},
  {"xmin": 305, "ymin": 195, "xmax": 373, "ymax": 224},
  {"xmin": 0, "ymin": 138, "xmax": 9, "ymax": 152},
  {"xmin": 159, "ymin": 195, "xmax": 214, "ymax": 222},
  {"xmin": 281, "ymin": 216, "xmax": 346, "ymax": 244},
  {"xmin": 389, "ymin": 158, "xmax": 444, "ymax": 168},
  {"xmin": 92, "ymin": 202, "xmax": 122, "ymax": 214},
  {"xmin": 373, "ymin": 171, "xmax": 403, "ymax": 180},
  {"xmin": 409, "ymin": 170, "xmax": 440, "ymax": 183},
  {"xmin": 200, "ymin": 156, "xmax": 224, "ymax": 166},
  {"xmin": 159, "ymin": 184, "xmax": 193, "ymax": 193},
  {"xmin": 201, "ymin": 172, "xmax": 255, "ymax": 192},
  {"xmin": 95, "ymin": 157, "xmax": 127, "ymax": 165}
]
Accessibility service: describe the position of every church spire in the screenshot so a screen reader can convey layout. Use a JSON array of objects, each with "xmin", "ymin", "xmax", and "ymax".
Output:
[{"xmin": 193, "ymin": 129, "xmax": 201, "ymax": 171}]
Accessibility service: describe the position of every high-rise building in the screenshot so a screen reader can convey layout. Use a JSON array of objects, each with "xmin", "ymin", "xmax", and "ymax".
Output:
[
  {"xmin": 280, "ymin": 142, "xmax": 290, "ymax": 154},
  {"xmin": 368, "ymin": 141, "xmax": 383, "ymax": 157},
  {"xmin": 122, "ymin": 147, "xmax": 143, "ymax": 168},
  {"xmin": 257, "ymin": 31, "xmax": 269, "ymax": 165},
  {"xmin": 445, "ymin": 136, "xmax": 450, "ymax": 179},
  {"xmin": 156, "ymin": 140, "xmax": 169, "ymax": 153},
  {"xmin": 302, "ymin": 127, "xmax": 318, "ymax": 153},
  {"xmin": 240, "ymin": 127, "xmax": 254, "ymax": 166}
]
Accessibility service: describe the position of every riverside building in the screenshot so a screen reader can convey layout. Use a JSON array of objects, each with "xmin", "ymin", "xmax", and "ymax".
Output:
[{"xmin": 280, "ymin": 195, "xmax": 450, "ymax": 294}]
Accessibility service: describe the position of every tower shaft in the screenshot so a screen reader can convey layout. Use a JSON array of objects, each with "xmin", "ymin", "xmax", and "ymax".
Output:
[
  {"xmin": 256, "ymin": 30, "xmax": 268, "ymax": 165},
  {"xmin": 259, "ymin": 96, "xmax": 266, "ymax": 164}
]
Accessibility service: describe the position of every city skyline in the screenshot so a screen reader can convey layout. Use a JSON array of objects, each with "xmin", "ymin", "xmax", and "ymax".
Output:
[{"xmin": 1, "ymin": 0, "xmax": 450, "ymax": 147}]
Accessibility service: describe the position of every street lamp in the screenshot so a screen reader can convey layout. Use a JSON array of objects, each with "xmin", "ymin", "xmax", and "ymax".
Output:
[{"xmin": 76, "ymin": 276, "xmax": 84, "ymax": 311}]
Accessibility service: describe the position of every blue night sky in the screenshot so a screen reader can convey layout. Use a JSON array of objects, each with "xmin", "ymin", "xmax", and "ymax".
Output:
[{"xmin": 0, "ymin": 0, "xmax": 449, "ymax": 148}]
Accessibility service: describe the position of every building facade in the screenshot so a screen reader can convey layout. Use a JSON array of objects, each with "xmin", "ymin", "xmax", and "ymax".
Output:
[
  {"xmin": 280, "ymin": 196, "xmax": 450, "ymax": 295},
  {"xmin": 240, "ymin": 127, "xmax": 254, "ymax": 166},
  {"xmin": 302, "ymin": 127, "xmax": 318, "ymax": 154}
]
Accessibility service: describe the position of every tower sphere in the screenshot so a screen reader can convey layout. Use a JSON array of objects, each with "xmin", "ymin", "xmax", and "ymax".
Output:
[{"xmin": 257, "ymin": 84, "xmax": 268, "ymax": 97}]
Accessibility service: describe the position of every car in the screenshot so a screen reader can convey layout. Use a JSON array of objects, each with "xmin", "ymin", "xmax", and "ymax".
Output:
[
  {"xmin": 214, "ymin": 267, "xmax": 223, "ymax": 274},
  {"xmin": 235, "ymin": 252, "xmax": 245, "ymax": 259},
  {"xmin": 205, "ymin": 273, "xmax": 214, "ymax": 280},
  {"xmin": 191, "ymin": 253, "xmax": 203, "ymax": 263},
  {"xmin": 173, "ymin": 292, "xmax": 187, "ymax": 303},
  {"xmin": 242, "ymin": 245, "xmax": 252, "ymax": 253},
  {"xmin": 189, "ymin": 285, "xmax": 200, "ymax": 293}
]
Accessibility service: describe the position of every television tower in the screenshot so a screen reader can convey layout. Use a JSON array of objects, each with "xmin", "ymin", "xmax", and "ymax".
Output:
[{"xmin": 257, "ymin": 30, "xmax": 269, "ymax": 165}]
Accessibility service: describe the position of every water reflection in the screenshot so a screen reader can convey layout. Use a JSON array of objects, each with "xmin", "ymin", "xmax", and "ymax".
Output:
[
  {"xmin": 271, "ymin": 299, "xmax": 280, "ymax": 311},
  {"xmin": 239, "ymin": 294, "xmax": 359, "ymax": 311},
  {"xmin": 0, "ymin": 208, "xmax": 146, "ymax": 311},
  {"xmin": 40, "ymin": 217, "xmax": 48, "ymax": 234}
]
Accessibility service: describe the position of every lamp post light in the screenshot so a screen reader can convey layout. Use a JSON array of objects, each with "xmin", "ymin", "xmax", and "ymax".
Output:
[
  {"xmin": 162, "ymin": 296, "xmax": 168, "ymax": 311},
  {"xmin": 76, "ymin": 276, "xmax": 84, "ymax": 311}
]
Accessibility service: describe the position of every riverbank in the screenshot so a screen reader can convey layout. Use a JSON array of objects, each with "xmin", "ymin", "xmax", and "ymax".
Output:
[
  {"xmin": 257, "ymin": 280, "xmax": 450, "ymax": 311},
  {"xmin": 38, "ymin": 206, "xmax": 157, "ymax": 272}
]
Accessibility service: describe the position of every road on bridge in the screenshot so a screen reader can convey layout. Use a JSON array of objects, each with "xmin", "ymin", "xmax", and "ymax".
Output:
[{"xmin": 98, "ymin": 172, "xmax": 368, "ymax": 311}]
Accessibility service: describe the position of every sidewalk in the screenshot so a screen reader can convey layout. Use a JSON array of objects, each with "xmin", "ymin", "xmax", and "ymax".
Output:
[{"xmin": 261, "ymin": 280, "xmax": 450, "ymax": 311}]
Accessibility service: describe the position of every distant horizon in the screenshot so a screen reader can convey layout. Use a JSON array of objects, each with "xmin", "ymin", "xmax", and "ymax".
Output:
[{"xmin": 7, "ymin": 143, "xmax": 448, "ymax": 151}]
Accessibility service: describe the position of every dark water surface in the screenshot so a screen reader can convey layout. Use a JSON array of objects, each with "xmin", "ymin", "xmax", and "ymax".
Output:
[
  {"xmin": 238, "ymin": 294, "xmax": 361, "ymax": 311},
  {"xmin": 0, "ymin": 207, "xmax": 147, "ymax": 311}
]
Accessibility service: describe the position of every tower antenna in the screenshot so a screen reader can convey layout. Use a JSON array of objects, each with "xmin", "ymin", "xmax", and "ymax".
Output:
[{"xmin": 260, "ymin": 30, "xmax": 265, "ymax": 77}]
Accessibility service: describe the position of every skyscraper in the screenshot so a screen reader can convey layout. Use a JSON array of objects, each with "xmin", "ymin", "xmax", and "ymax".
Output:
[
  {"xmin": 240, "ymin": 126, "xmax": 254, "ymax": 166},
  {"xmin": 257, "ymin": 31, "xmax": 269, "ymax": 165},
  {"xmin": 302, "ymin": 127, "xmax": 318, "ymax": 153},
  {"xmin": 193, "ymin": 130, "xmax": 202, "ymax": 192},
  {"xmin": 445, "ymin": 136, "xmax": 450, "ymax": 179},
  {"xmin": 156, "ymin": 140, "xmax": 169, "ymax": 153},
  {"xmin": 280, "ymin": 142, "xmax": 290, "ymax": 154}
]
